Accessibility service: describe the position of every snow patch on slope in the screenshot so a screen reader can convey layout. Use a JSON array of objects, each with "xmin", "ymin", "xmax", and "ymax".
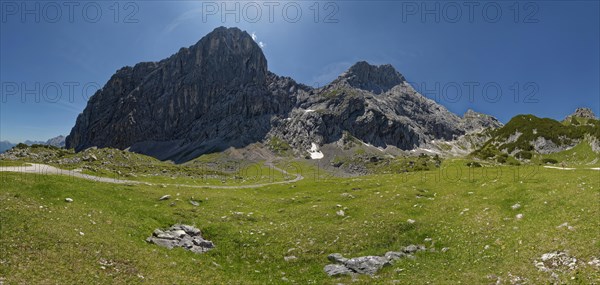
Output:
[{"xmin": 309, "ymin": 143, "xmax": 324, "ymax": 159}]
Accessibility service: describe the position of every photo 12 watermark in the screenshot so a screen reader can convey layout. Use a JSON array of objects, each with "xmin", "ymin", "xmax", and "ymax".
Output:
[
  {"xmin": 408, "ymin": 81, "xmax": 540, "ymax": 104},
  {"xmin": 400, "ymin": 1, "xmax": 540, "ymax": 24},
  {"xmin": 200, "ymin": 1, "xmax": 339, "ymax": 24},
  {"xmin": 1, "ymin": 1, "xmax": 139, "ymax": 23},
  {"xmin": 1, "ymin": 81, "xmax": 100, "ymax": 103}
]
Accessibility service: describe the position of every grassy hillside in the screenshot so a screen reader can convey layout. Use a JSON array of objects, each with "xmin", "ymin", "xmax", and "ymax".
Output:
[
  {"xmin": 1, "ymin": 159, "xmax": 598, "ymax": 284},
  {"xmin": 472, "ymin": 115, "xmax": 600, "ymax": 164},
  {"xmin": 534, "ymin": 140, "xmax": 600, "ymax": 167},
  {"xmin": 0, "ymin": 146, "xmax": 292, "ymax": 186}
]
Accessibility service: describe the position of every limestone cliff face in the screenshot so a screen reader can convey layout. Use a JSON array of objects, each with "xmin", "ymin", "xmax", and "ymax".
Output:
[
  {"xmin": 67, "ymin": 27, "xmax": 303, "ymax": 161},
  {"xmin": 67, "ymin": 27, "xmax": 502, "ymax": 162},
  {"xmin": 267, "ymin": 62, "xmax": 488, "ymax": 151}
]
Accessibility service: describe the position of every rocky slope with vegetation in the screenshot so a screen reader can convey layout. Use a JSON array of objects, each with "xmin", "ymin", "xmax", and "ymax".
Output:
[
  {"xmin": 66, "ymin": 27, "xmax": 502, "ymax": 163},
  {"xmin": 472, "ymin": 109, "xmax": 599, "ymax": 164}
]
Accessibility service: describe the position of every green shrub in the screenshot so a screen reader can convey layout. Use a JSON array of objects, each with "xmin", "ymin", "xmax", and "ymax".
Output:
[
  {"xmin": 15, "ymin": 143, "xmax": 28, "ymax": 149},
  {"xmin": 267, "ymin": 137, "xmax": 290, "ymax": 154},
  {"xmin": 570, "ymin": 117, "xmax": 580, "ymax": 125},
  {"xmin": 542, "ymin": 158, "xmax": 558, "ymax": 164},
  {"xmin": 466, "ymin": 162, "xmax": 482, "ymax": 167},
  {"xmin": 516, "ymin": 151, "xmax": 532, "ymax": 160}
]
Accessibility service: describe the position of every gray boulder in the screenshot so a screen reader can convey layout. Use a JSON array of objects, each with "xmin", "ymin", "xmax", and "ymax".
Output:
[
  {"xmin": 324, "ymin": 245, "xmax": 426, "ymax": 276},
  {"xmin": 146, "ymin": 224, "xmax": 214, "ymax": 254},
  {"xmin": 402, "ymin": 244, "xmax": 426, "ymax": 254},
  {"xmin": 343, "ymin": 256, "xmax": 391, "ymax": 275},
  {"xmin": 327, "ymin": 253, "xmax": 348, "ymax": 264},
  {"xmin": 324, "ymin": 264, "xmax": 354, "ymax": 276},
  {"xmin": 384, "ymin": 251, "xmax": 407, "ymax": 262}
]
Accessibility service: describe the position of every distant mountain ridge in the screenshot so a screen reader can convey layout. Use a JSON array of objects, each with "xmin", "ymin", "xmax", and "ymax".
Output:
[
  {"xmin": 0, "ymin": 135, "xmax": 66, "ymax": 153},
  {"xmin": 45, "ymin": 135, "xmax": 66, "ymax": 147},
  {"xmin": 0, "ymin": 141, "xmax": 15, "ymax": 153},
  {"xmin": 66, "ymin": 27, "xmax": 505, "ymax": 162}
]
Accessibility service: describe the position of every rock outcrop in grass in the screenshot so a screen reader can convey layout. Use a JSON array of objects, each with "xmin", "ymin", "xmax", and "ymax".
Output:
[
  {"xmin": 146, "ymin": 224, "xmax": 214, "ymax": 254},
  {"xmin": 324, "ymin": 245, "xmax": 426, "ymax": 276}
]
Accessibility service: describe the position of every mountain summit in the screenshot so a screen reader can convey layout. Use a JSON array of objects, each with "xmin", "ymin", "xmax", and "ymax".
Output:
[
  {"xmin": 67, "ymin": 27, "xmax": 501, "ymax": 162},
  {"xmin": 67, "ymin": 27, "xmax": 296, "ymax": 162},
  {"xmin": 565, "ymin": 107, "xmax": 597, "ymax": 121},
  {"xmin": 334, "ymin": 61, "xmax": 406, "ymax": 94}
]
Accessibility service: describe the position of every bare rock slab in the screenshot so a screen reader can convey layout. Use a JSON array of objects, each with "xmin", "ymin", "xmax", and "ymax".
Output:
[
  {"xmin": 146, "ymin": 224, "xmax": 214, "ymax": 254},
  {"xmin": 324, "ymin": 244, "xmax": 426, "ymax": 276}
]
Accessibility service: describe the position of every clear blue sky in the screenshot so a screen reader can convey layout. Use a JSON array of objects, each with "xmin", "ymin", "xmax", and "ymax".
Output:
[{"xmin": 1, "ymin": 1, "xmax": 598, "ymax": 143}]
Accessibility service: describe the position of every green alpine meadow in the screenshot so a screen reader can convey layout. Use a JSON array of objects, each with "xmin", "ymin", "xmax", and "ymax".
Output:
[{"xmin": 1, "ymin": 3, "xmax": 600, "ymax": 283}]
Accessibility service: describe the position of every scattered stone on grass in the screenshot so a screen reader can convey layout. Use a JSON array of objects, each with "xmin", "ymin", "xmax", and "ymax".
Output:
[
  {"xmin": 557, "ymin": 222, "xmax": 575, "ymax": 231},
  {"xmin": 340, "ymin": 193, "xmax": 355, "ymax": 199},
  {"xmin": 324, "ymin": 245, "xmax": 426, "ymax": 276},
  {"xmin": 159, "ymin": 195, "xmax": 171, "ymax": 201},
  {"xmin": 65, "ymin": 198, "xmax": 73, "ymax": 203},
  {"xmin": 588, "ymin": 257, "xmax": 600, "ymax": 268},
  {"xmin": 534, "ymin": 251, "xmax": 578, "ymax": 276},
  {"xmin": 146, "ymin": 224, "xmax": 214, "ymax": 254}
]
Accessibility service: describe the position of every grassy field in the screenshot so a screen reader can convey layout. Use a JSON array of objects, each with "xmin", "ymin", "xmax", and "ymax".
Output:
[
  {"xmin": 0, "ymin": 146, "xmax": 293, "ymax": 186},
  {"xmin": 0, "ymin": 161, "xmax": 30, "ymax": 167},
  {"xmin": 0, "ymin": 159, "xmax": 598, "ymax": 284},
  {"xmin": 536, "ymin": 141, "xmax": 600, "ymax": 167},
  {"xmin": 75, "ymin": 161, "xmax": 292, "ymax": 186}
]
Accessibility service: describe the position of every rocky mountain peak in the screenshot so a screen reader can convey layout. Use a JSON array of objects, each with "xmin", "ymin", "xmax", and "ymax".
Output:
[
  {"xmin": 565, "ymin": 107, "xmax": 597, "ymax": 120},
  {"xmin": 66, "ymin": 27, "xmax": 505, "ymax": 162},
  {"xmin": 185, "ymin": 26, "xmax": 268, "ymax": 85},
  {"xmin": 66, "ymin": 27, "xmax": 289, "ymax": 161},
  {"xmin": 463, "ymin": 109, "xmax": 480, "ymax": 118},
  {"xmin": 335, "ymin": 61, "xmax": 406, "ymax": 94},
  {"xmin": 461, "ymin": 109, "xmax": 503, "ymax": 132}
]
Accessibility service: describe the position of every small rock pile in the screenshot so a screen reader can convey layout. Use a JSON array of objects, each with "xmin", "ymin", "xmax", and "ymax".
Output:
[
  {"xmin": 324, "ymin": 244, "xmax": 426, "ymax": 276},
  {"xmin": 146, "ymin": 224, "xmax": 214, "ymax": 254},
  {"xmin": 534, "ymin": 251, "xmax": 577, "ymax": 278}
]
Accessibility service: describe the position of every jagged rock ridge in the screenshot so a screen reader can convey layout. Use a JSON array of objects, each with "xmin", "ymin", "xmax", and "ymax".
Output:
[
  {"xmin": 67, "ymin": 27, "xmax": 502, "ymax": 162},
  {"xmin": 565, "ymin": 107, "xmax": 597, "ymax": 121}
]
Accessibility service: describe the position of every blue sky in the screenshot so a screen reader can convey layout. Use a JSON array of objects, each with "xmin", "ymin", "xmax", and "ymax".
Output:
[{"xmin": 1, "ymin": 1, "xmax": 599, "ymax": 143}]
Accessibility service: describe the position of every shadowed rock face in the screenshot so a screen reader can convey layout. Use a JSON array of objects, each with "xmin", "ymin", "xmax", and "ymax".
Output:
[
  {"xmin": 67, "ymin": 27, "xmax": 502, "ymax": 162},
  {"xmin": 66, "ymin": 27, "xmax": 301, "ymax": 162}
]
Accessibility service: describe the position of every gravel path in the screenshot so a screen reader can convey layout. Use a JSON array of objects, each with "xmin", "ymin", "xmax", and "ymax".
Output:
[{"xmin": 543, "ymin": 166, "xmax": 600, "ymax": 171}]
